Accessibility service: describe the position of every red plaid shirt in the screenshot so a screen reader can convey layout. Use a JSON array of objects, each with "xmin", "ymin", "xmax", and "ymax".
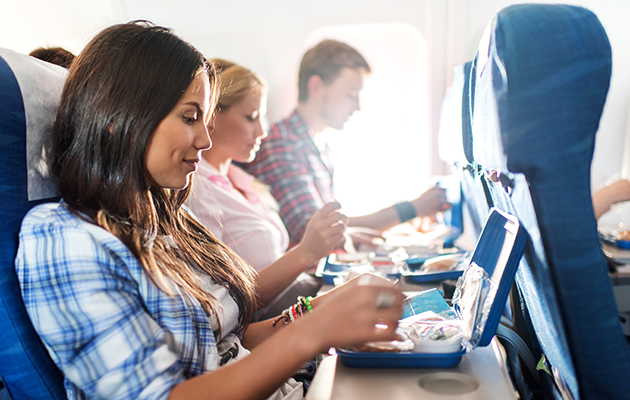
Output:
[{"xmin": 242, "ymin": 109, "xmax": 334, "ymax": 247}]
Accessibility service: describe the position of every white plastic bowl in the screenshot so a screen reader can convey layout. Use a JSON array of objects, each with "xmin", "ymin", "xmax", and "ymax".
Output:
[{"xmin": 409, "ymin": 331, "xmax": 463, "ymax": 354}]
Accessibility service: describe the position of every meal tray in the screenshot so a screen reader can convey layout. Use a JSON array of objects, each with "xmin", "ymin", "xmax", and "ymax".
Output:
[
  {"xmin": 316, "ymin": 252, "xmax": 403, "ymax": 285},
  {"xmin": 335, "ymin": 348, "xmax": 466, "ymax": 369},
  {"xmin": 337, "ymin": 207, "xmax": 527, "ymax": 368},
  {"xmin": 599, "ymin": 231, "xmax": 630, "ymax": 249},
  {"xmin": 403, "ymin": 269, "xmax": 464, "ymax": 283},
  {"xmin": 403, "ymin": 252, "xmax": 468, "ymax": 283}
]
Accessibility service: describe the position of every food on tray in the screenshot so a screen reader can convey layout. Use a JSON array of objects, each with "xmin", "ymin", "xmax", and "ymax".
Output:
[
  {"xmin": 370, "ymin": 256, "xmax": 395, "ymax": 267},
  {"xmin": 348, "ymin": 330, "xmax": 413, "ymax": 353},
  {"xmin": 615, "ymin": 230, "xmax": 630, "ymax": 241},
  {"xmin": 351, "ymin": 339, "xmax": 414, "ymax": 353},
  {"xmin": 402, "ymin": 311, "xmax": 464, "ymax": 353},
  {"xmin": 422, "ymin": 254, "xmax": 460, "ymax": 272},
  {"xmin": 348, "ymin": 311, "xmax": 464, "ymax": 354},
  {"xmin": 333, "ymin": 251, "xmax": 371, "ymax": 264}
]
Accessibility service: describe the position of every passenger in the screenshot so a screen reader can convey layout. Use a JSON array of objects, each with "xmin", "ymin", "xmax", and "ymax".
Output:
[
  {"xmin": 15, "ymin": 22, "xmax": 403, "ymax": 400},
  {"xmin": 29, "ymin": 46, "xmax": 75, "ymax": 68},
  {"xmin": 593, "ymin": 178, "xmax": 630, "ymax": 220},
  {"xmin": 186, "ymin": 59, "xmax": 346, "ymax": 320},
  {"xmin": 241, "ymin": 39, "xmax": 451, "ymax": 248}
]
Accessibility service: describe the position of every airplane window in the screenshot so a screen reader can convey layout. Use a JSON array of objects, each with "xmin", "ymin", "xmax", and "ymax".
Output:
[{"xmin": 300, "ymin": 23, "xmax": 430, "ymax": 217}]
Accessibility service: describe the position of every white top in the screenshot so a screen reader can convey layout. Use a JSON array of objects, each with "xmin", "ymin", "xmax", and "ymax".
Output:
[{"xmin": 187, "ymin": 159, "xmax": 290, "ymax": 271}]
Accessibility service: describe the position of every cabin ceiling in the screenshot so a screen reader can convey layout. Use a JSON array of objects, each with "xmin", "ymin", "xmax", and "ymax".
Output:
[{"xmin": 2, "ymin": 0, "xmax": 429, "ymax": 54}]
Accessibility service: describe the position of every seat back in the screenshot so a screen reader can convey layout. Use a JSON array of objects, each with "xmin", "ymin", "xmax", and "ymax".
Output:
[
  {"xmin": 0, "ymin": 48, "xmax": 66, "ymax": 399},
  {"xmin": 439, "ymin": 61, "xmax": 491, "ymax": 242},
  {"xmin": 467, "ymin": 4, "xmax": 630, "ymax": 399}
]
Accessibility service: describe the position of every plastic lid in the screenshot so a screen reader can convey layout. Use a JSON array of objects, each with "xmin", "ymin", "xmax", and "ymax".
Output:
[{"xmin": 452, "ymin": 207, "xmax": 527, "ymax": 348}]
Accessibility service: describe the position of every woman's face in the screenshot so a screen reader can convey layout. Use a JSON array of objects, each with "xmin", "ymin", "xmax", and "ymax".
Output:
[
  {"xmin": 145, "ymin": 72, "xmax": 211, "ymax": 190},
  {"xmin": 209, "ymin": 88, "xmax": 267, "ymax": 164}
]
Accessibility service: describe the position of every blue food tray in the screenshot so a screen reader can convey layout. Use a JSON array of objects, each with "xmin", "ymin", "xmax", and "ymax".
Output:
[
  {"xmin": 598, "ymin": 231, "xmax": 630, "ymax": 249},
  {"xmin": 336, "ymin": 348, "xmax": 465, "ymax": 369},
  {"xmin": 405, "ymin": 255, "xmax": 434, "ymax": 267},
  {"xmin": 403, "ymin": 268, "xmax": 464, "ymax": 283},
  {"xmin": 403, "ymin": 252, "xmax": 468, "ymax": 283},
  {"xmin": 617, "ymin": 241, "xmax": 630, "ymax": 249},
  {"xmin": 315, "ymin": 253, "xmax": 362, "ymax": 285},
  {"xmin": 317, "ymin": 252, "xmax": 403, "ymax": 285},
  {"xmin": 337, "ymin": 207, "xmax": 527, "ymax": 368},
  {"xmin": 320, "ymin": 262, "xmax": 350, "ymax": 285}
]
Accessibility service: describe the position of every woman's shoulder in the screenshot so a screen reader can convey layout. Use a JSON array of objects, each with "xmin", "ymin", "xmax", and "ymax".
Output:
[
  {"xmin": 21, "ymin": 202, "xmax": 81, "ymax": 231},
  {"xmin": 17, "ymin": 202, "xmax": 145, "ymax": 290},
  {"xmin": 23, "ymin": 202, "xmax": 95, "ymax": 233},
  {"xmin": 20, "ymin": 202, "xmax": 133, "ymax": 259}
]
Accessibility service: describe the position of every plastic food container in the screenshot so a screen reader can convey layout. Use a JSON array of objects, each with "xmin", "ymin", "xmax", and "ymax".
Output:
[
  {"xmin": 408, "ymin": 328, "xmax": 464, "ymax": 354},
  {"xmin": 336, "ymin": 207, "xmax": 527, "ymax": 368},
  {"xmin": 404, "ymin": 252, "xmax": 469, "ymax": 283}
]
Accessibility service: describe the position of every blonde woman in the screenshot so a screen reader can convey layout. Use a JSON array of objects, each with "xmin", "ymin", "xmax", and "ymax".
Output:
[{"xmin": 187, "ymin": 60, "xmax": 343, "ymax": 319}]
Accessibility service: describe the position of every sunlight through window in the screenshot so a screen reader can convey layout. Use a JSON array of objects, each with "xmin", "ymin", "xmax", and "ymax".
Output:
[{"xmin": 302, "ymin": 23, "xmax": 430, "ymax": 217}]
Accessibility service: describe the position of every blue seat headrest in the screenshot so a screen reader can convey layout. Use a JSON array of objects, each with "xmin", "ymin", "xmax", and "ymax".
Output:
[
  {"xmin": 0, "ymin": 47, "xmax": 67, "ymax": 399},
  {"xmin": 470, "ymin": 5, "xmax": 630, "ymax": 399}
]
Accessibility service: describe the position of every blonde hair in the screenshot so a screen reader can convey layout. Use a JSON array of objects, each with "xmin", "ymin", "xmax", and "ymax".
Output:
[
  {"xmin": 212, "ymin": 59, "xmax": 267, "ymax": 110},
  {"xmin": 209, "ymin": 59, "xmax": 278, "ymax": 211}
]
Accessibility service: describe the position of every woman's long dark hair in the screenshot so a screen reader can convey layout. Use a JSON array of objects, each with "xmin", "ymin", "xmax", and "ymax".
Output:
[{"xmin": 51, "ymin": 21, "xmax": 258, "ymax": 335}]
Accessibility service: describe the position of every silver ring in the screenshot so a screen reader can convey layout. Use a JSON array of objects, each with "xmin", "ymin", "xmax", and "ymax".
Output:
[{"xmin": 375, "ymin": 292, "xmax": 395, "ymax": 308}]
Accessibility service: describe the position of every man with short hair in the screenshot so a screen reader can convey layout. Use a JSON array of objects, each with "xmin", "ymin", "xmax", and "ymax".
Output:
[{"xmin": 243, "ymin": 39, "xmax": 448, "ymax": 247}]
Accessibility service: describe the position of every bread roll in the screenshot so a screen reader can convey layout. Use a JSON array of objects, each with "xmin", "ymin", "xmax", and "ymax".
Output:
[{"xmin": 422, "ymin": 255, "xmax": 459, "ymax": 272}]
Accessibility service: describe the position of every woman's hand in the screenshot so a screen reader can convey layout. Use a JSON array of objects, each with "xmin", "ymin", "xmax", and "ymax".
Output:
[
  {"xmin": 297, "ymin": 201, "xmax": 348, "ymax": 262},
  {"xmin": 301, "ymin": 273, "xmax": 403, "ymax": 351}
]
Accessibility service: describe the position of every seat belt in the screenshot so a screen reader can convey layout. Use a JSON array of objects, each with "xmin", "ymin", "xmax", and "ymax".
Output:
[{"xmin": 495, "ymin": 322, "xmax": 542, "ymax": 387}]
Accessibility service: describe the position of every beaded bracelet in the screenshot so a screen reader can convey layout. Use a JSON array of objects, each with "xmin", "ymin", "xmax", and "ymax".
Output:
[
  {"xmin": 297, "ymin": 296, "xmax": 313, "ymax": 313},
  {"xmin": 394, "ymin": 201, "xmax": 417, "ymax": 223},
  {"xmin": 290, "ymin": 304, "xmax": 298, "ymax": 321},
  {"xmin": 272, "ymin": 296, "xmax": 314, "ymax": 327},
  {"xmin": 272, "ymin": 309, "xmax": 291, "ymax": 327}
]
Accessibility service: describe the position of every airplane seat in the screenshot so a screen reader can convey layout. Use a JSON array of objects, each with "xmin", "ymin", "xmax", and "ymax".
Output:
[
  {"xmin": 468, "ymin": 4, "xmax": 630, "ymax": 399},
  {"xmin": 441, "ymin": 57, "xmax": 540, "ymax": 398},
  {"xmin": 459, "ymin": 61, "xmax": 492, "ymax": 241},
  {"xmin": 0, "ymin": 48, "xmax": 66, "ymax": 399}
]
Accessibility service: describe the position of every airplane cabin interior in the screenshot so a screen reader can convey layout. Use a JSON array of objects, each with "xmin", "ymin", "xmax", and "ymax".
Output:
[{"xmin": 2, "ymin": 1, "xmax": 630, "ymax": 399}]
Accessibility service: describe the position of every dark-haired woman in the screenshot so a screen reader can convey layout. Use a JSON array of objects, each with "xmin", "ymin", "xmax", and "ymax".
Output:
[{"xmin": 15, "ymin": 21, "xmax": 402, "ymax": 400}]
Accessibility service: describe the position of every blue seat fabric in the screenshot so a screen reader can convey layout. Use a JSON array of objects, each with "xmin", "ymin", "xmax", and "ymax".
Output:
[
  {"xmin": 0, "ymin": 54, "xmax": 66, "ymax": 399},
  {"xmin": 468, "ymin": 4, "xmax": 630, "ymax": 399}
]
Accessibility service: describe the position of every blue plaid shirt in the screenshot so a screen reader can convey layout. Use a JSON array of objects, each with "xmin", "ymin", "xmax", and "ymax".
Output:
[{"xmin": 15, "ymin": 202, "xmax": 239, "ymax": 400}]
